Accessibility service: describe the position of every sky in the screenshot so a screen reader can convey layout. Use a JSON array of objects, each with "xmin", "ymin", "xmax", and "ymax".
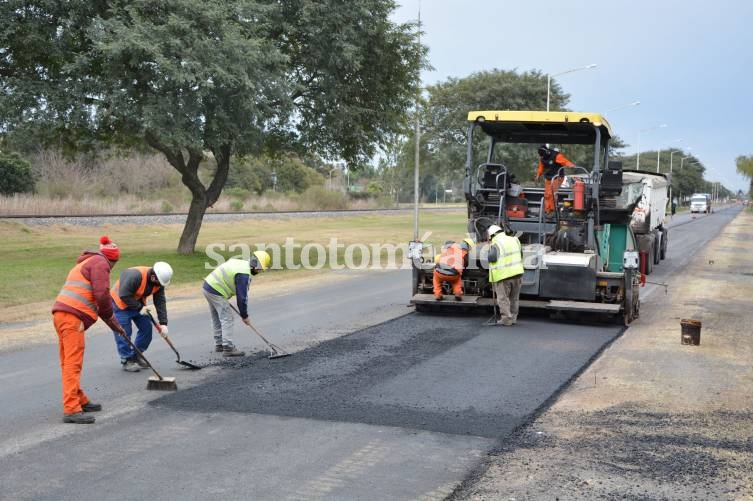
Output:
[{"xmin": 391, "ymin": 0, "xmax": 753, "ymax": 193}]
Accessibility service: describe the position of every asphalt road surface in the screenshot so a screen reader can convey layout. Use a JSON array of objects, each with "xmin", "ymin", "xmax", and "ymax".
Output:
[{"xmin": 0, "ymin": 206, "xmax": 740, "ymax": 500}]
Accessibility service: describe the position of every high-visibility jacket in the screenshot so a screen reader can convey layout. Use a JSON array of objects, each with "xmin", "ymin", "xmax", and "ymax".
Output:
[
  {"xmin": 204, "ymin": 259, "xmax": 250, "ymax": 299},
  {"xmin": 489, "ymin": 233, "xmax": 524, "ymax": 283},
  {"xmin": 110, "ymin": 266, "xmax": 160, "ymax": 310},
  {"xmin": 54, "ymin": 255, "xmax": 102, "ymax": 322},
  {"xmin": 435, "ymin": 243, "xmax": 467, "ymax": 276},
  {"xmin": 537, "ymin": 151, "xmax": 575, "ymax": 179}
]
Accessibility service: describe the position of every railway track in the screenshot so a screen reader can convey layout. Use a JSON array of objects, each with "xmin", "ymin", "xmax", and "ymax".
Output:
[{"xmin": 1, "ymin": 206, "xmax": 463, "ymax": 226}]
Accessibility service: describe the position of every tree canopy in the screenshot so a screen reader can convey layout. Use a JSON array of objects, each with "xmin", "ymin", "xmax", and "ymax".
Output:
[
  {"xmin": 1, "ymin": 0, "xmax": 425, "ymax": 252},
  {"xmin": 736, "ymin": 155, "xmax": 753, "ymax": 195}
]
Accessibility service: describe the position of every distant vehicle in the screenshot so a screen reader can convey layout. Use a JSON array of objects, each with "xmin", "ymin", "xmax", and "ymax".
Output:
[{"xmin": 690, "ymin": 193, "xmax": 711, "ymax": 214}]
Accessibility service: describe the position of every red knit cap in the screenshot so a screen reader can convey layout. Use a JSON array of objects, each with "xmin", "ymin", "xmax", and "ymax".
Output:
[{"xmin": 99, "ymin": 235, "xmax": 120, "ymax": 262}]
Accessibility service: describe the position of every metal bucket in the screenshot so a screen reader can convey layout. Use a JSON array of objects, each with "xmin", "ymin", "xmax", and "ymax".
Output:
[{"xmin": 680, "ymin": 319, "xmax": 702, "ymax": 346}]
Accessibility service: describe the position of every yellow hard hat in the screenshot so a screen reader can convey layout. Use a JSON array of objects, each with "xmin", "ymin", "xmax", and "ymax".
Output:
[
  {"xmin": 434, "ymin": 254, "xmax": 441, "ymax": 264},
  {"xmin": 252, "ymin": 250, "xmax": 271, "ymax": 271}
]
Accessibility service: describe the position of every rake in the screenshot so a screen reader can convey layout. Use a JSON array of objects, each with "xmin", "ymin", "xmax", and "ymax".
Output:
[
  {"xmin": 229, "ymin": 304, "xmax": 290, "ymax": 359},
  {"xmin": 145, "ymin": 310, "xmax": 201, "ymax": 370},
  {"xmin": 116, "ymin": 330, "xmax": 177, "ymax": 391}
]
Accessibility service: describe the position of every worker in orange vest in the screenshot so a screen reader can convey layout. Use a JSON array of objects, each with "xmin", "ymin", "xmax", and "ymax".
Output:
[
  {"xmin": 110, "ymin": 262, "xmax": 174, "ymax": 372},
  {"xmin": 535, "ymin": 144, "xmax": 575, "ymax": 214},
  {"xmin": 433, "ymin": 238, "xmax": 474, "ymax": 301},
  {"xmin": 51, "ymin": 236, "xmax": 127, "ymax": 424}
]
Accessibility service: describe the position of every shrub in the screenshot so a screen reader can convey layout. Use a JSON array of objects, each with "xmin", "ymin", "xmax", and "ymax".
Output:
[
  {"xmin": 296, "ymin": 186, "xmax": 349, "ymax": 210},
  {"xmin": 0, "ymin": 151, "xmax": 35, "ymax": 195},
  {"xmin": 229, "ymin": 199, "xmax": 244, "ymax": 211},
  {"xmin": 160, "ymin": 200, "xmax": 174, "ymax": 213}
]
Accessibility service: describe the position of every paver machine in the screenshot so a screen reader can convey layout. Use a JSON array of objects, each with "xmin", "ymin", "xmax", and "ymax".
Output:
[{"xmin": 411, "ymin": 111, "xmax": 642, "ymax": 324}]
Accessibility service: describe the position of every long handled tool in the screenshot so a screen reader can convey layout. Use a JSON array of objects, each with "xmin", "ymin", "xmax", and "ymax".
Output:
[
  {"xmin": 485, "ymin": 280, "xmax": 499, "ymax": 326},
  {"xmin": 145, "ymin": 310, "xmax": 201, "ymax": 370},
  {"xmin": 229, "ymin": 304, "xmax": 290, "ymax": 359},
  {"xmin": 116, "ymin": 331, "xmax": 177, "ymax": 391}
]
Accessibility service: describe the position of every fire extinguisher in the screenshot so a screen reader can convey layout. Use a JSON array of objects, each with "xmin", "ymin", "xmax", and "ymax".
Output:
[{"xmin": 573, "ymin": 179, "xmax": 585, "ymax": 210}]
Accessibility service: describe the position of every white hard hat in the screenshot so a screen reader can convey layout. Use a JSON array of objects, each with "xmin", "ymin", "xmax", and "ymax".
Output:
[
  {"xmin": 487, "ymin": 224, "xmax": 503, "ymax": 238},
  {"xmin": 153, "ymin": 261, "xmax": 173, "ymax": 286}
]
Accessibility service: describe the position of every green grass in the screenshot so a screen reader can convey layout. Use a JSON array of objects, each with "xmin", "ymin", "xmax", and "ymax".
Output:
[{"xmin": 0, "ymin": 211, "xmax": 467, "ymax": 308}]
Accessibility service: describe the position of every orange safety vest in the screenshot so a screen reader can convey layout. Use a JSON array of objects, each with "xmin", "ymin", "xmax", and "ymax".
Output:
[
  {"xmin": 110, "ymin": 266, "xmax": 160, "ymax": 310},
  {"xmin": 55, "ymin": 256, "xmax": 102, "ymax": 321},
  {"xmin": 437, "ymin": 243, "xmax": 466, "ymax": 275}
]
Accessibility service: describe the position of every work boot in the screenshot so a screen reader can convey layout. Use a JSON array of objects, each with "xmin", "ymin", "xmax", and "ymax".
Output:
[
  {"xmin": 63, "ymin": 412, "xmax": 95, "ymax": 424},
  {"xmin": 81, "ymin": 402, "xmax": 102, "ymax": 413},
  {"xmin": 222, "ymin": 345, "xmax": 245, "ymax": 357},
  {"xmin": 496, "ymin": 318, "xmax": 514, "ymax": 326},
  {"xmin": 454, "ymin": 295, "xmax": 462, "ymax": 301},
  {"xmin": 434, "ymin": 295, "xmax": 443, "ymax": 301},
  {"xmin": 135, "ymin": 355, "xmax": 150, "ymax": 369},
  {"xmin": 122, "ymin": 359, "xmax": 140, "ymax": 372}
]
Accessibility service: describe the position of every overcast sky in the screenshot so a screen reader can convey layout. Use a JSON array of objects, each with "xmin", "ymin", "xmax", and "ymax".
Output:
[{"xmin": 392, "ymin": 0, "xmax": 752, "ymax": 193}]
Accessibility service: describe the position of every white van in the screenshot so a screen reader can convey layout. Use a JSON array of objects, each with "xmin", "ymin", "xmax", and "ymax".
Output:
[{"xmin": 690, "ymin": 194, "xmax": 711, "ymax": 214}]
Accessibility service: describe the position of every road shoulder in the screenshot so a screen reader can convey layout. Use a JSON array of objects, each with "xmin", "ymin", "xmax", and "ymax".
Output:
[{"xmin": 455, "ymin": 209, "xmax": 753, "ymax": 499}]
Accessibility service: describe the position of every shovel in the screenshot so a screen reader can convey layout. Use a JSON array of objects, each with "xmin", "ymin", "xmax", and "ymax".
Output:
[
  {"xmin": 146, "ymin": 310, "xmax": 201, "ymax": 370},
  {"xmin": 228, "ymin": 304, "xmax": 290, "ymax": 359}
]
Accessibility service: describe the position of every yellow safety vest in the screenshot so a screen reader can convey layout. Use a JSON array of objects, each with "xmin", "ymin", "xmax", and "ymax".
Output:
[
  {"xmin": 204, "ymin": 259, "xmax": 250, "ymax": 299},
  {"xmin": 489, "ymin": 233, "xmax": 524, "ymax": 283}
]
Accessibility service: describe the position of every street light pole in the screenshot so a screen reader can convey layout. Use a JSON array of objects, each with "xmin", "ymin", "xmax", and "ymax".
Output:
[
  {"xmin": 636, "ymin": 124, "xmax": 668, "ymax": 169},
  {"xmin": 658, "ymin": 138, "xmax": 684, "ymax": 173},
  {"xmin": 546, "ymin": 64, "xmax": 597, "ymax": 112}
]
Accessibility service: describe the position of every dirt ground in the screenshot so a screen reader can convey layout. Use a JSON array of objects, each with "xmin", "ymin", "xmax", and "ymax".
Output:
[{"xmin": 453, "ymin": 211, "xmax": 753, "ymax": 499}]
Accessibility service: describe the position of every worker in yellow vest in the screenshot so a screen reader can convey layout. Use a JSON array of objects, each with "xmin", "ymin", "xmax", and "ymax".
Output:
[
  {"xmin": 203, "ymin": 251, "xmax": 271, "ymax": 356},
  {"xmin": 110, "ymin": 262, "xmax": 173, "ymax": 372},
  {"xmin": 487, "ymin": 224, "xmax": 524, "ymax": 326}
]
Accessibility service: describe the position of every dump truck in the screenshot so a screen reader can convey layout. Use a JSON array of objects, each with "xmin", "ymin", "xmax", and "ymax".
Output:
[
  {"xmin": 622, "ymin": 169, "xmax": 670, "ymax": 275},
  {"xmin": 410, "ymin": 111, "xmax": 642, "ymax": 324}
]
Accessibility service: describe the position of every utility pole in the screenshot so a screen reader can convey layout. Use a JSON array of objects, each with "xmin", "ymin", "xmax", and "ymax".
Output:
[{"xmin": 412, "ymin": 1, "xmax": 421, "ymax": 242}]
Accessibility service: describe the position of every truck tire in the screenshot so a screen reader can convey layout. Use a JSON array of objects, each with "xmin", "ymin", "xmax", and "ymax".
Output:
[
  {"xmin": 660, "ymin": 228, "xmax": 668, "ymax": 260},
  {"xmin": 652, "ymin": 230, "xmax": 660, "ymax": 265}
]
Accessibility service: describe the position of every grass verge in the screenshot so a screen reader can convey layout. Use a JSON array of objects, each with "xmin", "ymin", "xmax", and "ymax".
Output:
[{"xmin": 0, "ymin": 211, "xmax": 467, "ymax": 319}]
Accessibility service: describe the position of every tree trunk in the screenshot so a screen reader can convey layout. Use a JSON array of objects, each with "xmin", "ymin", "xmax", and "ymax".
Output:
[
  {"xmin": 145, "ymin": 133, "xmax": 232, "ymax": 255},
  {"xmin": 177, "ymin": 191, "xmax": 208, "ymax": 255}
]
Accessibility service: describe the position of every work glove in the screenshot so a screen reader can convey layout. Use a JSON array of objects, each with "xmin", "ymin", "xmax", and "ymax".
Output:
[
  {"xmin": 139, "ymin": 305, "xmax": 152, "ymax": 316},
  {"xmin": 159, "ymin": 324, "xmax": 168, "ymax": 335},
  {"xmin": 242, "ymin": 317, "xmax": 251, "ymax": 326}
]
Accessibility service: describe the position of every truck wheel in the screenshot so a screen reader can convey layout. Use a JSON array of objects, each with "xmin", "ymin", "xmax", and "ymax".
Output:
[
  {"xmin": 660, "ymin": 228, "xmax": 668, "ymax": 260},
  {"xmin": 653, "ymin": 231, "xmax": 661, "ymax": 265}
]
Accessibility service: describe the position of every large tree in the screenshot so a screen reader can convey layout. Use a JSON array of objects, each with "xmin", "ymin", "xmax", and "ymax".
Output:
[
  {"xmin": 736, "ymin": 155, "xmax": 753, "ymax": 195},
  {"xmin": 1, "ymin": 0, "xmax": 424, "ymax": 253}
]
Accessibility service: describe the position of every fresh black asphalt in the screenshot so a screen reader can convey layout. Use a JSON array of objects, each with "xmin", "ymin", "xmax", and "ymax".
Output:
[{"xmin": 155, "ymin": 312, "xmax": 623, "ymax": 438}]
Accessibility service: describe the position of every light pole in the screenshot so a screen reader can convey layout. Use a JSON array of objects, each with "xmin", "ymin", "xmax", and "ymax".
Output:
[
  {"xmin": 270, "ymin": 170, "xmax": 277, "ymax": 193},
  {"xmin": 680, "ymin": 155, "xmax": 694, "ymax": 170},
  {"xmin": 669, "ymin": 146, "xmax": 689, "ymax": 176},
  {"xmin": 546, "ymin": 64, "xmax": 597, "ymax": 112},
  {"xmin": 636, "ymin": 124, "xmax": 668, "ymax": 169},
  {"xmin": 328, "ymin": 167, "xmax": 336, "ymax": 190},
  {"xmin": 658, "ymin": 138, "xmax": 683, "ymax": 173},
  {"xmin": 605, "ymin": 101, "xmax": 640, "ymax": 113}
]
